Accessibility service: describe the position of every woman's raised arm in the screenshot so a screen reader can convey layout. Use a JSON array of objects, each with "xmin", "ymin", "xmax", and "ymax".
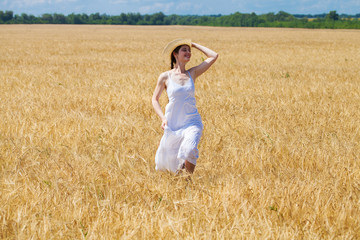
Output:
[{"xmin": 190, "ymin": 42, "xmax": 218, "ymax": 80}]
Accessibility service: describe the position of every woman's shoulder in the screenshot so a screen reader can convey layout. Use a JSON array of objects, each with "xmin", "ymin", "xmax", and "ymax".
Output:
[
  {"xmin": 157, "ymin": 70, "xmax": 171, "ymax": 86},
  {"xmin": 158, "ymin": 70, "xmax": 171, "ymax": 81}
]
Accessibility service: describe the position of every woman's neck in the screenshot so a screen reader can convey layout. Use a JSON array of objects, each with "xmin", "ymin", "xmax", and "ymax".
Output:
[{"xmin": 173, "ymin": 63, "xmax": 186, "ymax": 73}]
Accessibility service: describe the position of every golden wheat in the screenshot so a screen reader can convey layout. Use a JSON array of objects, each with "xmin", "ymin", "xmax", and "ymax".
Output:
[{"xmin": 0, "ymin": 25, "xmax": 359, "ymax": 239}]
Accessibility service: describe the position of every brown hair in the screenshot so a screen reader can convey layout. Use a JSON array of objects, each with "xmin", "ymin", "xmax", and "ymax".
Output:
[{"xmin": 170, "ymin": 45, "xmax": 182, "ymax": 69}]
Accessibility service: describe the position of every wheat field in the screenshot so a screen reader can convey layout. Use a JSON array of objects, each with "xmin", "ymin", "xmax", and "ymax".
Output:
[{"xmin": 0, "ymin": 25, "xmax": 359, "ymax": 239}]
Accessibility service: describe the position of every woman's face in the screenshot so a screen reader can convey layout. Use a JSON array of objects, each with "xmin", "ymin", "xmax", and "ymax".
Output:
[{"xmin": 175, "ymin": 45, "xmax": 191, "ymax": 62}]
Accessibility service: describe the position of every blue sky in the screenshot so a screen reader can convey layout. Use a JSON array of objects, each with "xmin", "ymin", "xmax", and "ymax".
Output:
[{"xmin": 1, "ymin": 0, "xmax": 359, "ymax": 16}]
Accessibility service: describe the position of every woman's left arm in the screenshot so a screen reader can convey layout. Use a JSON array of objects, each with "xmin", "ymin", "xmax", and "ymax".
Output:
[{"xmin": 190, "ymin": 42, "xmax": 218, "ymax": 80}]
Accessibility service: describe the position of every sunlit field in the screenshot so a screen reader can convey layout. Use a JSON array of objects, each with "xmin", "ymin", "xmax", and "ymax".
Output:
[{"xmin": 1, "ymin": 25, "xmax": 359, "ymax": 239}]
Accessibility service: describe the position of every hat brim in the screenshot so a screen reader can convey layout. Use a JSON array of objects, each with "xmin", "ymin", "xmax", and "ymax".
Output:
[{"xmin": 163, "ymin": 38, "xmax": 192, "ymax": 60}]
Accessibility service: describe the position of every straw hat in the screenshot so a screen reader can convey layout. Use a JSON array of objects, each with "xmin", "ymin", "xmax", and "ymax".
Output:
[{"xmin": 163, "ymin": 38, "xmax": 192, "ymax": 60}]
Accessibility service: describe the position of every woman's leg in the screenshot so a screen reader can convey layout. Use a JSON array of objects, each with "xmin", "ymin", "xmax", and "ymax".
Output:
[
  {"xmin": 185, "ymin": 160, "xmax": 195, "ymax": 173},
  {"xmin": 178, "ymin": 125, "xmax": 202, "ymax": 174}
]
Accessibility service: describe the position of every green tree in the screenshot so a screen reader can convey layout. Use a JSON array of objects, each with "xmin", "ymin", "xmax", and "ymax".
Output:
[
  {"xmin": 142, "ymin": 14, "xmax": 151, "ymax": 24},
  {"xmin": 276, "ymin": 11, "xmax": 295, "ymax": 21},
  {"xmin": 81, "ymin": 13, "xmax": 89, "ymax": 23},
  {"xmin": 53, "ymin": 14, "xmax": 66, "ymax": 24},
  {"xmin": 326, "ymin": 11, "xmax": 339, "ymax": 21},
  {"xmin": 165, "ymin": 14, "xmax": 180, "ymax": 25},
  {"xmin": 67, "ymin": 13, "xmax": 83, "ymax": 24},
  {"xmin": 1, "ymin": 9, "xmax": 360, "ymax": 29},
  {"xmin": 150, "ymin": 12, "xmax": 165, "ymax": 25},
  {"xmin": 119, "ymin": 13, "xmax": 127, "ymax": 24},
  {"xmin": 41, "ymin": 13, "xmax": 53, "ymax": 23},
  {"xmin": 247, "ymin": 12, "xmax": 258, "ymax": 26},
  {"xmin": 127, "ymin": 13, "xmax": 141, "ymax": 25},
  {"xmin": 90, "ymin": 12, "xmax": 101, "ymax": 23},
  {"xmin": 1, "ymin": 10, "xmax": 14, "ymax": 22},
  {"xmin": 265, "ymin": 12, "xmax": 276, "ymax": 22},
  {"xmin": 20, "ymin": 13, "xmax": 29, "ymax": 23}
]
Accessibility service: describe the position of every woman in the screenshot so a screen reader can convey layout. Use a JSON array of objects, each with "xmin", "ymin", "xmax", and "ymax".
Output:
[{"xmin": 152, "ymin": 39, "xmax": 218, "ymax": 173}]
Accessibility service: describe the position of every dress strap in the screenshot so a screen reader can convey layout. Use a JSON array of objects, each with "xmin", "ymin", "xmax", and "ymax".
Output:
[{"xmin": 187, "ymin": 71, "xmax": 193, "ymax": 82}]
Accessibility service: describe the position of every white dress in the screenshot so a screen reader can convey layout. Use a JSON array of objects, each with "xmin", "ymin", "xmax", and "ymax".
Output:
[{"xmin": 155, "ymin": 71, "xmax": 203, "ymax": 173}]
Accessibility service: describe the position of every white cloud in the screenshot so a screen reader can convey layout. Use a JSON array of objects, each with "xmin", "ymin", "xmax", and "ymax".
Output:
[
  {"xmin": 15, "ymin": 0, "xmax": 47, "ymax": 6},
  {"xmin": 139, "ymin": 2, "xmax": 174, "ymax": 14},
  {"xmin": 175, "ymin": 2, "xmax": 202, "ymax": 12},
  {"xmin": 55, "ymin": 0, "xmax": 77, "ymax": 2},
  {"xmin": 137, "ymin": 1, "xmax": 206, "ymax": 14},
  {"xmin": 7, "ymin": 0, "xmax": 77, "ymax": 7},
  {"xmin": 111, "ymin": 0, "xmax": 127, "ymax": 3},
  {"xmin": 110, "ymin": 0, "xmax": 135, "ymax": 4},
  {"xmin": 229, "ymin": 0, "xmax": 354, "ymax": 14}
]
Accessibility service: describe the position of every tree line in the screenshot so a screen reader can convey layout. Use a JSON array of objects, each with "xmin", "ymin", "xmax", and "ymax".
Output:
[{"xmin": 1, "ymin": 10, "xmax": 360, "ymax": 29}]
